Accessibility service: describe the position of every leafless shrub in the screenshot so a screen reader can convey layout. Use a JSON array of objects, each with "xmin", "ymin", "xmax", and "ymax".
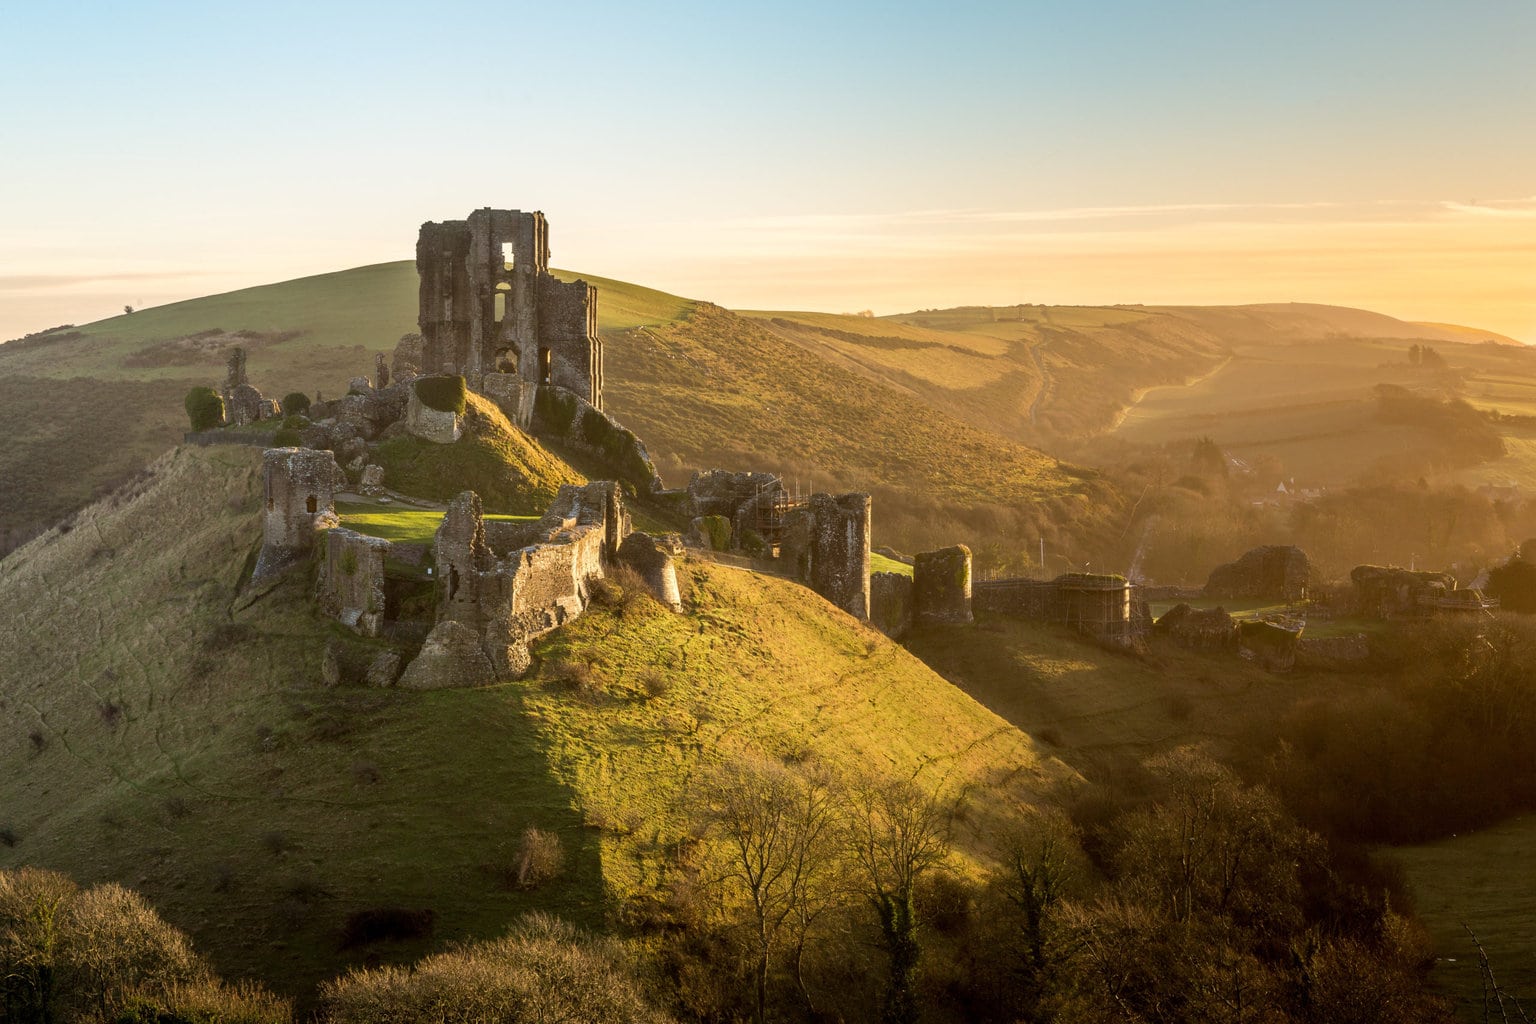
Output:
[
  {"xmin": 637, "ymin": 666, "xmax": 672, "ymax": 700},
  {"xmin": 513, "ymin": 827, "xmax": 566, "ymax": 889}
]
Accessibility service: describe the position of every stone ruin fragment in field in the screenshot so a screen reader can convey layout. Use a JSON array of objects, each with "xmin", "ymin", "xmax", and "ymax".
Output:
[
  {"xmin": 220, "ymin": 347, "xmax": 278, "ymax": 426},
  {"xmin": 416, "ymin": 208, "xmax": 602, "ymax": 430},
  {"xmin": 253, "ymin": 447, "xmax": 343, "ymax": 580}
]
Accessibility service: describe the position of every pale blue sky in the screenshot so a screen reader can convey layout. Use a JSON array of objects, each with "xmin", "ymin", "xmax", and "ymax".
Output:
[{"xmin": 2, "ymin": 1, "xmax": 1533, "ymax": 338}]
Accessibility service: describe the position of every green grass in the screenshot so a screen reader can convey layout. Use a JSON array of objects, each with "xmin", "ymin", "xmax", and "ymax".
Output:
[
  {"xmin": 0, "ymin": 448, "xmax": 1068, "ymax": 1005},
  {"xmin": 1390, "ymin": 815, "xmax": 1536, "ymax": 1021},
  {"xmin": 335, "ymin": 503, "xmax": 537, "ymax": 545},
  {"xmin": 870, "ymin": 552, "xmax": 912, "ymax": 576},
  {"xmin": 372, "ymin": 392, "xmax": 584, "ymax": 514}
]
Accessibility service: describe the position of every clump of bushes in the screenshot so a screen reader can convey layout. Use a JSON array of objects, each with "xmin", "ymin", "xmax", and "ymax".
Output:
[
  {"xmin": 535, "ymin": 386, "xmax": 579, "ymax": 433},
  {"xmin": 321, "ymin": 913, "xmax": 664, "ymax": 1023},
  {"xmin": 414, "ymin": 374, "xmax": 467, "ymax": 415},
  {"xmin": 697, "ymin": 515, "xmax": 731, "ymax": 551},
  {"xmin": 183, "ymin": 386, "xmax": 224, "ymax": 431},
  {"xmin": 281, "ymin": 391, "xmax": 311, "ymax": 416}
]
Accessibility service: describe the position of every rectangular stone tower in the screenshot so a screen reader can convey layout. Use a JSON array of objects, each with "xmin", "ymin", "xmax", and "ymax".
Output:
[{"xmin": 416, "ymin": 208, "xmax": 603, "ymax": 426}]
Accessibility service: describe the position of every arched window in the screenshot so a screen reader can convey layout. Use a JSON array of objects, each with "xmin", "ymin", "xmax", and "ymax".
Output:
[{"xmin": 306, "ymin": 495, "xmax": 317, "ymax": 514}]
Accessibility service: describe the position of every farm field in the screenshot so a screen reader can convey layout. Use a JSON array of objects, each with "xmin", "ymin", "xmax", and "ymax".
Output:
[
  {"xmin": 1111, "ymin": 334, "xmax": 1536, "ymax": 489},
  {"xmin": 1391, "ymin": 815, "xmax": 1536, "ymax": 1021}
]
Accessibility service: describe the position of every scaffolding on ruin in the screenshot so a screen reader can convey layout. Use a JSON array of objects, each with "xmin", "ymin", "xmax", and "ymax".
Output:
[{"xmin": 751, "ymin": 477, "xmax": 810, "ymax": 547}]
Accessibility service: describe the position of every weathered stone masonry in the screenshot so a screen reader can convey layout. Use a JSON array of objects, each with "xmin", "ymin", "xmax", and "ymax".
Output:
[
  {"xmin": 253, "ymin": 447, "xmax": 343, "ymax": 580},
  {"xmin": 416, "ymin": 208, "xmax": 602, "ymax": 429},
  {"xmin": 399, "ymin": 481, "xmax": 634, "ymax": 690}
]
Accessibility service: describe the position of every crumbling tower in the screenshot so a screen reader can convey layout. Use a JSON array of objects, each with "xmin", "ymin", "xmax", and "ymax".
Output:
[
  {"xmin": 416, "ymin": 208, "xmax": 602, "ymax": 428},
  {"xmin": 253, "ymin": 447, "xmax": 343, "ymax": 580}
]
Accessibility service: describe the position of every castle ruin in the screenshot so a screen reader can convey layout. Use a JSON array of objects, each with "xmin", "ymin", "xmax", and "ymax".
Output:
[
  {"xmin": 416, "ymin": 208, "xmax": 602, "ymax": 429},
  {"xmin": 253, "ymin": 447, "xmax": 343, "ymax": 580}
]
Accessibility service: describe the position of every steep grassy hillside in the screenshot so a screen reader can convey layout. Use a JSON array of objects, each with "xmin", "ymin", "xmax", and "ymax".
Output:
[
  {"xmin": 0, "ymin": 446, "xmax": 1065, "ymax": 1002},
  {"xmin": 740, "ymin": 304, "xmax": 1231, "ymax": 443},
  {"xmin": 373, "ymin": 392, "xmax": 585, "ymax": 514},
  {"xmin": 0, "ymin": 262, "xmax": 1115, "ymax": 566}
]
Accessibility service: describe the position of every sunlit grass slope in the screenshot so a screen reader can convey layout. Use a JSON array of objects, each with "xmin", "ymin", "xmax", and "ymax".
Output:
[
  {"xmin": 373, "ymin": 392, "xmax": 585, "ymax": 514},
  {"xmin": 602, "ymin": 302, "xmax": 1081, "ymax": 509},
  {"xmin": 0, "ymin": 262, "xmax": 690, "ymax": 394},
  {"xmin": 1110, "ymin": 329, "xmax": 1536, "ymax": 487},
  {"xmin": 0, "ymin": 445, "xmax": 1066, "ymax": 1002}
]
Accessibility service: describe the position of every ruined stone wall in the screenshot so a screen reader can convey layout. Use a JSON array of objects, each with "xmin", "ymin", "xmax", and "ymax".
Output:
[
  {"xmin": 416, "ymin": 221, "xmax": 476, "ymax": 377},
  {"xmin": 317, "ymin": 527, "xmax": 390, "ymax": 637},
  {"xmin": 973, "ymin": 578, "xmax": 1059, "ymax": 619},
  {"xmin": 870, "ymin": 572, "xmax": 914, "ymax": 638},
  {"xmin": 1206, "ymin": 545, "xmax": 1310, "ymax": 602},
  {"xmin": 538, "ymin": 277, "xmax": 603, "ymax": 410},
  {"xmin": 416, "ymin": 208, "xmax": 602, "ymax": 425},
  {"xmin": 253, "ymin": 447, "xmax": 343, "ymax": 580},
  {"xmin": 400, "ymin": 481, "xmax": 653, "ymax": 690},
  {"xmin": 783, "ymin": 492, "xmax": 871, "ymax": 620},
  {"xmin": 913, "ymin": 545, "xmax": 973, "ymax": 624},
  {"xmin": 687, "ymin": 470, "xmax": 781, "ymax": 519}
]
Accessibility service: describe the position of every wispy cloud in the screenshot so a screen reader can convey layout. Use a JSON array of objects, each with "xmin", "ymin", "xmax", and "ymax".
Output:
[
  {"xmin": 1441, "ymin": 197, "xmax": 1536, "ymax": 219},
  {"xmin": 0, "ymin": 271, "xmax": 209, "ymax": 292}
]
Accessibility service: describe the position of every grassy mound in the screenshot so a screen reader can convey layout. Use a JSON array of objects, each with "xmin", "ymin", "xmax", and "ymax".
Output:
[
  {"xmin": 373, "ymin": 392, "xmax": 584, "ymax": 514},
  {"xmin": 0, "ymin": 447, "xmax": 1066, "ymax": 1004}
]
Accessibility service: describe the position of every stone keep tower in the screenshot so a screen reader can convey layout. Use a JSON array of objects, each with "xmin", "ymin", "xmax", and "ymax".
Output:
[
  {"xmin": 253, "ymin": 447, "xmax": 343, "ymax": 580},
  {"xmin": 416, "ymin": 208, "xmax": 603, "ymax": 427}
]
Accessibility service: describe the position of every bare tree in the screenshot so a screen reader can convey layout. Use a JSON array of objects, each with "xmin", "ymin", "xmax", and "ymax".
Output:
[
  {"xmin": 843, "ymin": 774, "xmax": 951, "ymax": 1024},
  {"xmin": 700, "ymin": 755, "xmax": 841, "ymax": 1024}
]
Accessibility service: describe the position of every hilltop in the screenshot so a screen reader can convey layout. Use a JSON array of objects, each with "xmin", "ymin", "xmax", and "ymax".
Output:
[
  {"xmin": 0, "ymin": 445, "xmax": 1065, "ymax": 999},
  {"xmin": 3, "ymin": 258, "xmax": 1527, "ymax": 573}
]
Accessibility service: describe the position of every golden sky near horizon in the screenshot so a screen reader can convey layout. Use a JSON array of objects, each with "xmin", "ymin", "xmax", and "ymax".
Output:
[{"xmin": 2, "ymin": 2, "xmax": 1533, "ymax": 343}]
